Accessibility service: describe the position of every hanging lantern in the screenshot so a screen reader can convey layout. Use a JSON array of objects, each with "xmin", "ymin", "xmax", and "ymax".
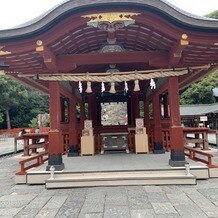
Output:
[
  {"xmin": 133, "ymin": 79, "xmax": 140, "ymax": 92},
  {"xmin": 150, "ymin": 78, "xmax": 156, "ymax": 89},
  {"xmin": 109, "ymin": 82, "xmax": 116, "ymax": 93},
  {"xmin": 101, "ymin": 82, "xmax": 105, "ymax": 93},
  {"xmin": 124, "ymin": 81, "xmax": 128, "ymax": 92},
  {"xmin": 86, "ymin": 81, "xmax": 92, "ymax": 93},
  {"xmin": 78, "ymin": 81, "xmax": 83, "ymax": 93}
]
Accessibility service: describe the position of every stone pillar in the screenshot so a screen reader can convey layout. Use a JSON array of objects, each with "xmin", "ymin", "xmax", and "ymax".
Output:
[
  {"xmin": 168, "ymin": 77, "xmax": 186, "ymax": 167},
  {"xmin": 47, "ymin": 81, "xmax": 64, "ymax": 171},
  {"xmin": 153, "ymin": 91, "xmax": 165, "ymax": 153}
]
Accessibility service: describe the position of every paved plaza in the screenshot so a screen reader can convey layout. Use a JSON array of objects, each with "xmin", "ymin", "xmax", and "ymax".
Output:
[
  {"xmin": 0, "ymin": 136, "xmax": 218, "ymax": 217},
  {"xmin": 0, "ymin": 154, "xmax": 218, "ymax": 217}
]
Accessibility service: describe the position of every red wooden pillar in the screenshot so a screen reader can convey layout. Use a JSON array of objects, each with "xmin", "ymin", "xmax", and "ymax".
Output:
[
  {"xmin": 163, "ymin": 93, "xmax": 169, "ymax": 118},
  {"xmin": 127, "ymin": 95, "xmax": 132, "ymax": 125},
  {"xmin": 88, "ymin": 94, "xmax": 93, "ymax": 120},
  {"xmin": 153, "ymin": 91, "xmax": 165, "ymax": 153},
  {"xmin": 143, "ymin": 97, "xmax": 149, "ymax": 130},
  {"xmin": 133, "ymin": 92, "xmax": 140, "ymax": 120},
  {"xmin": 88, "ymin": 94, "xmax": 96, "ymax": 126},
  {"xmin": 168, "ymin": 77, "xmax": 186, "ymax": 166},
  {"xmin": 46, "ymin": 81, "xmax": 64, "ymax": 171},
  {"xmin": 68, "ymin": 94, "xmax": 79, "ymax": 156},
  {"xmin": 80, "ymin": 101, "xmax": 85, "ymax": 128}
]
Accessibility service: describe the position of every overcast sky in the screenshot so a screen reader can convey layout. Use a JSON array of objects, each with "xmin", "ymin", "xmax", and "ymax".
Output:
[{"xmin": 0, "ymin": 0, "xmax": 217, "ymax": 30}]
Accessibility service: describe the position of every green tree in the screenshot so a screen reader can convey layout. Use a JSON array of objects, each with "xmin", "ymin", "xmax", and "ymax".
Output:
[
  {"xmin": 0, "ymin": 76, "xmax": 49, "ymax": 129},
  {"xmin": 0, "ymin": 76, "xmax": 28, "ymax": 129},
  {"xmin": 205, "ymin": 10, "xmax": 218, "ymax": 19},
  {"xmin": 180, "ymin": 70, "xmax": 218, "ymax": 104},
  {"xmin": 180, "ymin": 10, "xmax": 218, "ymax": 104}
]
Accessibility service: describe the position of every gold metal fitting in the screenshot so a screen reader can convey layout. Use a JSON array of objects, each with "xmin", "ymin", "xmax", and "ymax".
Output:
[
  {"xmin": 36, "ymin": 40, "xmax": 43, "ymax": 46},
  {"xmin": 181, "ymin": 34, "xmax": 188, "ymax": 40}
]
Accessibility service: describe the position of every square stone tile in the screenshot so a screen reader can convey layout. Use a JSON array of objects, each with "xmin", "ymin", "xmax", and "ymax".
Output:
[
  {"xmin": 104, "ymin": 206, "xmax": 130, "ymax": 218},
  {"xmin": 78, "ymin": 213, "xmax": 103, "ymax": 218},
  {"xmin": 14, "ymin": 208, "xmax": 39, "ymax": 218},
  {"xmin": 174, "ymin": 204, "xmax": 208, "ymax": 218},
  {"xmin": 55, "ymin": 201, "xmax": 82, "ymax": 218},
  {"xmin": 147, "ymin": 193, "xmax": 169, "ymax": 203},
  {"xmin": 42, "ymin": 196, "xmax": 67, "ymax": 209},
  {"xmin": 25, "ymin": 196, "xmax": 51, "ymax": 209},
  {"xmin": 166, "ymin": 193, "xmax": 193, "ymax": 206},
  {"xmin": 151, "ymin": 202, "xmax": 177, "ymax": 214},
  {"xmin": 128, "ymin": 196, "xmax": 152, "ymax": 210},
  {"xmin": 143, "ymin": 186, "xmax": 163, "ymax": 193},
  {"xmin": 0, "ymin": 208, "xmax": 22, "ymax": 218},
  {"xmin": 130, "ymin": 209, "xmax": 155, "ymax": 218},
  {"xmin": 35, "ymin": 208, "xmax": 59, "ymax": 218},
  {"xmin": 105, "ymin": 195, "xmax": 128, "ymax": 206},
  {"xmin": 80, "ymin": 202, "xmax": 104, "ymax": 213},
  {"xmin": 187, "ymin": 193, "xmax": 218, "ymax": 217}
]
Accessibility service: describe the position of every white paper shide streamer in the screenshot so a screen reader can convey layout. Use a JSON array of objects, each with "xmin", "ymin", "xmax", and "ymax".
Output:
[
  {"xmin": 150, "ymin": 78, "xmax": 156, "ymax": 89},
  {"xmin": 101, "ymin": 82, "xmax": 105, "ymax": 93},
  {"xmin": 79, "ymin": 81, "xmax": 83, "ymax": 93}
]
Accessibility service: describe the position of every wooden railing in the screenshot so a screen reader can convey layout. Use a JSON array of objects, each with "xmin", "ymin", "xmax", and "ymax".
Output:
[
  {"xmin": 184, "ymin": 145, "xmax": 214, "ymax": 166},
  {"xmin": 162, "ymin": 130, "xmax": 170, "ymax": 151},
  {"xmin": 16, "ymin": 151, "xmax": 48, "ymax": 175},
  {"xmin": 62, "ymin": 133, "xmax": 69, "ymax": 154},
  {"xmin": 128, "ymin": 132, "xmax": 135, "ymax": 152}
]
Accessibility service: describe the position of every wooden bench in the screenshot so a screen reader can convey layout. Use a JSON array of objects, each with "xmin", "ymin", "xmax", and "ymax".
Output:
[
  {"xmin": 184, "ymin": 145, "xmax": 214, "ymax": 166},
  {"xmin": 183, "ymin": 127, "xmax": 209, "ymax": 150},
  {"xmin": 29, "ymin": 142, "xmax": 48, "ymax": 151},
  {"xmin": 24, "ymin": 142, "xmax": 48, "ymax": 155},
  {"xmin": 20, "ymin": 133, "xmax": 49, "ymax": 155},
  {"xmin": 16, "ymin": 151, "xmax": 48, "ymax": 175}
]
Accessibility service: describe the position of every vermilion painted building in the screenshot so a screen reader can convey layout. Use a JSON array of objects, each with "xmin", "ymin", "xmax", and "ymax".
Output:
[{"xmin": 0, "ymin": 0, "xmax": 218, "ymax": 171}]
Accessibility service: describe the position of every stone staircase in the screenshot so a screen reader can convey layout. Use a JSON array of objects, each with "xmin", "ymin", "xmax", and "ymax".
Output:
[{"xmin": 45, "ymin": 170, "xmax": 196, "ymax": 189}]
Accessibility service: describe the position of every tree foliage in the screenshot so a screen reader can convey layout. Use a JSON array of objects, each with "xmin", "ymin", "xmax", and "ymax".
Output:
[
  {"xmin": 205, "ymin": 10, "xmax": 218, "ymax": 19},
  {"xmin": 180, "ymin": 10, "xmax": 218, "ymax": 104},
  {"xmin": 0, "ymin": 76, "xmax": 49, "ymax": 129},
  {"xmin": 180, "ymin": 70, "xmax": 218, "ymax": 104}
]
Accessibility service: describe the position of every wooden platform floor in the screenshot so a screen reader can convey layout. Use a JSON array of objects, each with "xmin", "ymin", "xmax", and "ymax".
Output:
[{"xmin": 30, "ymin": 152, "xmax": 207, "ymax": 173}]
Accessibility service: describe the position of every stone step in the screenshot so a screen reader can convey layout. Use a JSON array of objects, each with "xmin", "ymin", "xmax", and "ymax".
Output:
[
  {"xmin": 24, "ymin": 167, "xmax": 208, "ymax": 185},
  {"xmin": 45, "ymin": 171, "xmax": 196, "ymax": 188}
]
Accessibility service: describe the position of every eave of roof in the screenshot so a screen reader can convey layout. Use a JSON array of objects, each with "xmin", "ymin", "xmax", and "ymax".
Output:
[
  {"xmin": 0, "ymin": 0, "xmax": 218, "ymax": 42},
  {"xmin": 180, "ymin": 102, "xmax": 218, "ymax": 116}
]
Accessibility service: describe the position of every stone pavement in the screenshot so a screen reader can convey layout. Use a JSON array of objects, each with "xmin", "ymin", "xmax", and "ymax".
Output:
[{"xmin": 1, "ymin": 155, "xmax": 218, "ymax": 217}]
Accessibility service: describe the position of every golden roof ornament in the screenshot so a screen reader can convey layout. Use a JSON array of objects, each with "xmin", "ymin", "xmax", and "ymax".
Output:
[
  {"xmin": 82, "ymin": 12, "xmax": 140, "ymax": 32},
  {"xmin": 82, "ymin": 12, "xmax": 140, "ymax": 23}
]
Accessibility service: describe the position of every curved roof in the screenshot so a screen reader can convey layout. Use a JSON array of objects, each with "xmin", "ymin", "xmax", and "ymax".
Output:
[
  {"xmin": 0, "ymin": 0, "xmax": 218, "ymax": 41},
  {"xmin": 0, "ymin": 0, "xmax": 218, "ymax": 94}
]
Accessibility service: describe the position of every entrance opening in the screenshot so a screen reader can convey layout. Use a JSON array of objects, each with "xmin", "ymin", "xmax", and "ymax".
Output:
[{"xmin": 101, "ymin": 102, "xmax": 127, "ymax": 126}]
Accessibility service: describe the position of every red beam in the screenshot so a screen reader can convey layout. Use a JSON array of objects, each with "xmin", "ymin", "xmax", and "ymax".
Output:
[
  {"xmin": 57, "ymin": 51, "xmax": 169, "ymax": 70},
  {"xmin": 36, "ymin": 46, "xmax": 58, "ymax": 71}
]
